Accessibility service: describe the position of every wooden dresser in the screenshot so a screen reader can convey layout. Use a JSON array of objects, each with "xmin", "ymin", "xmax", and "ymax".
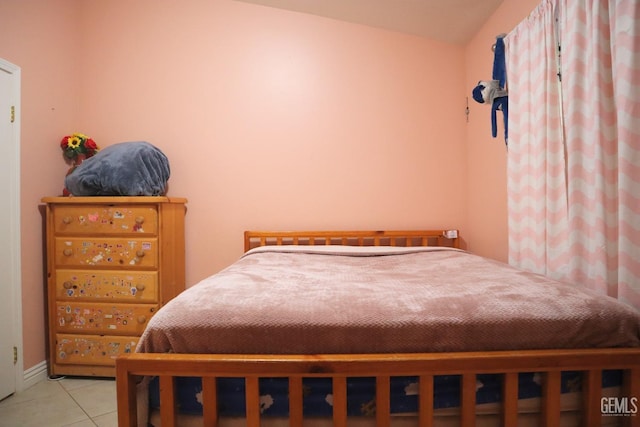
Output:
[{"xmin": 41, "ymin": 196, "xmax": 187, "ymax": 377}]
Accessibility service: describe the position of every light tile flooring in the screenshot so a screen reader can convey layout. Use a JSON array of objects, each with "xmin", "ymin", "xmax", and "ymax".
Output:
[{"xmin": 0, "ymin": 377, "xmax": 117, "ymax": 427}]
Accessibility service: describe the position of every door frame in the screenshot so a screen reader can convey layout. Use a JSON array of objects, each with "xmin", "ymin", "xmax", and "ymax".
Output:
[{"xmin": 0, "ymin": 57, "xmax": 23, "ymax": 395}]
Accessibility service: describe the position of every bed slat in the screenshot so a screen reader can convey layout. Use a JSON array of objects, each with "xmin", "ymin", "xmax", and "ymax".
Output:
[
  {"xmin": 376, "ymin": 376, "xmax": 391, "ymax": 427},
  {"xmin": 115, "ymin": 369, "xmax": 137, "ymax": 427},
  {"xmin": 333, "ymin": 376, "xmax": 348, "ymax": 427},
  {"xmin": 202, "ymin": 377, "xmax": 218, "ymax": 427},
  {"xmin": 418, "ymin": 374, "xmax": 434, "ymax": 427},
  {"xmin": 159, "ymin": 376, "xmax": 177, "ymax": 427},
  {"xmin": 461, "ymin": 373, "xmax": 476, "ymax": 426},
  {"xmin": 623, "ymin": 368, "xmax": 640, "ymax": 427},
  {"xmin": 543, "ymin": 371, "xmax": 561, "ymax": 427},
  {"xmin": 502, "ymin": 372, "xmax": 518, "ymax": 426},
  {"xmin": 583, "ymin": 370, "xmax": 602, "ymax": 427},
  {"xmin": 288, "ymin": 377, "xmax": 303, "ymax": 427},
  {"xmin": 245, "ymin": 377, "xmax": 260, "ymax": 427}
]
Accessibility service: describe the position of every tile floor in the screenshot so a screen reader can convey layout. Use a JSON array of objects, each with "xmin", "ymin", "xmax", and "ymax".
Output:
[{"xmin": 0, "ymin": 377, "xmax": 117, "ymax": 427}]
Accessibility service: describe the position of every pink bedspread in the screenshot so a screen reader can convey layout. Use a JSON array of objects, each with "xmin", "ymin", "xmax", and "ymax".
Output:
[{"xmin": 137, "ymin": 246, "xmax": 640, "ymax": 354}]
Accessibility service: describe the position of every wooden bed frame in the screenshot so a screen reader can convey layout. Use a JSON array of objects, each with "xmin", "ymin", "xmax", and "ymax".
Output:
[{"xmin": 116, "ymin": 230, "xmax": 640, "ymax": 427}]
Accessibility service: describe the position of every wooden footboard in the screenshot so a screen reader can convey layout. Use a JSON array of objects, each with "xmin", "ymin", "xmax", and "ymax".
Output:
[{"xmin": 116, "ymin": 348, "xmax": 640, "ymax": 427}]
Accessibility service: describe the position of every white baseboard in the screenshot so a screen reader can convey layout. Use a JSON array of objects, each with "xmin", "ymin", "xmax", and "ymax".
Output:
[{"xmin": 22, "ymin": 360, "xmax": 48, "ymax": 391}]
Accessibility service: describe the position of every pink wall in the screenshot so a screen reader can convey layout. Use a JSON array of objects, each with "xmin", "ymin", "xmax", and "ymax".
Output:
[
  {"xmin": 77, "ymin": 0, "xmax": 468, "ymax": 280},
  {"xmin": 1, "ymin": 0, "xmax": 538, "ymax": 372},
  {"xmin": 464, "ymin": 0, "xmax": 541, "ymax": 261},
  {"xmin": 0, "ymin": 0, "xmax": 82, "ymax": 371}
]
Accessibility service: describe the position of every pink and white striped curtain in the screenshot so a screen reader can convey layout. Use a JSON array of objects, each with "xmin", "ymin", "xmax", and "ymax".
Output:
[
  {"xmin": 506, "ymin": 0, "xmax": 640, "ymax": 310},
  {"xmin": 506, "ymin": 0, "xmax": 568, "ymax": 278}
]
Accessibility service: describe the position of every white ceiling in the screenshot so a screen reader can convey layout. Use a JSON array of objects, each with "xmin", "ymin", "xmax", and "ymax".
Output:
[{"xmin": 234, "ymin": 0, "xmax": 505, "ymax": 45}]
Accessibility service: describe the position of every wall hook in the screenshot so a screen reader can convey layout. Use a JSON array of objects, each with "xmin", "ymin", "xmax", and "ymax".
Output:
[{"xmin": 465, "ymin": 97, "xmax": 470, "ymax": 122}]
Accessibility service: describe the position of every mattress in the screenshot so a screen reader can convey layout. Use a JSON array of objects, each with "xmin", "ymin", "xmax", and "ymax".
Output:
[{"xmin": 137, "ymin": 246, "xmax": 640, "ymax": 355}]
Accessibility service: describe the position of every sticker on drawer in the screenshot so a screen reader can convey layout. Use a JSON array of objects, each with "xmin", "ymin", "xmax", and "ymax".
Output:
[
  {"xmin": 56, "ymin": 334, "xmax": 140, "ymax": 365},
  {"xmin": 56, "ymin": 237, "xmax": 158, "ymax": 267},
  {"xmin": 54, "ymin": 206, "xmax": 158, "ymax": 234},
  {"xmin": 56, "ymin": 302, "xmax": 158, "ymax": 334},
  {"xmin": 56, "ymin": 270, "xmax": 158, "ymax": 301}
]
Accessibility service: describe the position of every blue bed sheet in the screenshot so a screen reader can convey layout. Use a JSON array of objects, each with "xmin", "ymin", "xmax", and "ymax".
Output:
[{"xmin": 148, "ymin": 370, "xmax": 623, "ymax": 417}]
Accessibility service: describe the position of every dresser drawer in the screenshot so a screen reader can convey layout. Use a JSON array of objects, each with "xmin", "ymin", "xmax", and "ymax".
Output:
[
  {"xmin": 54, "ymin": 237, "xmax": 158, "ymax": 268},
  {"xmin": 55, "ymin": 302, "xmax": 158, "ymax": 335},
  {"xmin": 55, "ymin": 334, "xmax": 139, "ymax": 366},
  {"xmin": 53, "ymin": 205, "xmax": 158, "ymax": 235},
  {"xmin": 55, "ymin": 270, "xmax": 158, "ymax": 302}
]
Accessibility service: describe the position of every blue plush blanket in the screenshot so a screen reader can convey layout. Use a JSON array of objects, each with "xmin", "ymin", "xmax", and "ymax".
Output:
[{"xmin": 64, "ymin": 141, "xmax": 170, "ymax": 196}]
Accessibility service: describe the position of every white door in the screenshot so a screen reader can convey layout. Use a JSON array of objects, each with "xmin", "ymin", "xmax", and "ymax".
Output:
[{"xmin": 0, "ymin": 58, "xmax": 21, "ymax": 401}]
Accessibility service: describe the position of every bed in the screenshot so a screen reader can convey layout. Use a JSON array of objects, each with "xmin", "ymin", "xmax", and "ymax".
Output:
[{"xmin": 116, "ymin": 230, "xmax": 640, "ymax": 427}]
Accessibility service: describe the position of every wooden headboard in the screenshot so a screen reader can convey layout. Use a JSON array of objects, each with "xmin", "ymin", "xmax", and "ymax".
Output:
[{"xmin": 244, "ymin": 230, "xmax": 459, "ymax": 252}]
